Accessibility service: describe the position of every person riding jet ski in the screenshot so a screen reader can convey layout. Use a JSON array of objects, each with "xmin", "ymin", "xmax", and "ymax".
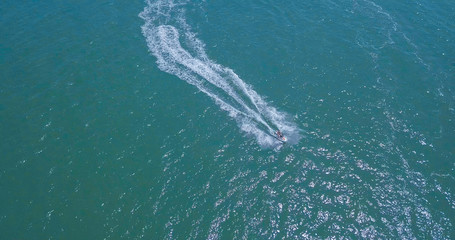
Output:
[
  {"xmin": 276, "ymin": 131, "xmax": 286, "ymax": 142},
  {"xmin": 276, "ymin": 131, "xmax": 284, "ymax": 138}
]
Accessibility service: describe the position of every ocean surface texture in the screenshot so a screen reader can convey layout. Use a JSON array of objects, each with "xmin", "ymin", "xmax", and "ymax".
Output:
[{"xmin": 1, "ymin": 0, "xmax": 454, "ymax": 239}]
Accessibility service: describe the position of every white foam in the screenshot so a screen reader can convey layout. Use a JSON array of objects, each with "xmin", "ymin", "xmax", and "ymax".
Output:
[{"xmin": 140, "ymin": 0, "xmax": 300, "ymax": 147}]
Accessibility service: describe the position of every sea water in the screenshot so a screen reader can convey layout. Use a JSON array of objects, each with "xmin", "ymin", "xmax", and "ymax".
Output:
[{"xmin": 1, "ymin": 0, "xmax": 454, "ymax": 238}]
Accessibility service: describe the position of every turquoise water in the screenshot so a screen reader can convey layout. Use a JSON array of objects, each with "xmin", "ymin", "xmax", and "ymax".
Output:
[{"xmin": 1, "ymin": 0, "xmax": 454, "ymax": 238}]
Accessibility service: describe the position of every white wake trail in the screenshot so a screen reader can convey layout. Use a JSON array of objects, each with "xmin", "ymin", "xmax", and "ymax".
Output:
[{"xmin": 140, "ymin": 0, "xmax": 300, "ymax": 147}]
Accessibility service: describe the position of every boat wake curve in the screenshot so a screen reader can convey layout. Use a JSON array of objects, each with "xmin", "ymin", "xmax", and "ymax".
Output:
[{"xmin": 140, "ymin": 0, "xmax": 300, "ymax": 147}]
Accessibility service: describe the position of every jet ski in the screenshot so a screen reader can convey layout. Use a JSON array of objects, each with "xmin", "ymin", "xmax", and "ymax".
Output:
[{"xmin": 276, "ymin": 130, "xmax": 287, "ymax": 142}]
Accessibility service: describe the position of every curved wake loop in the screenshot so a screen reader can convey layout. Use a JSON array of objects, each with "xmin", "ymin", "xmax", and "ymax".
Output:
[{"xmin": 140, "ymin": 0, "xmax": 301, "ymax": 147}]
